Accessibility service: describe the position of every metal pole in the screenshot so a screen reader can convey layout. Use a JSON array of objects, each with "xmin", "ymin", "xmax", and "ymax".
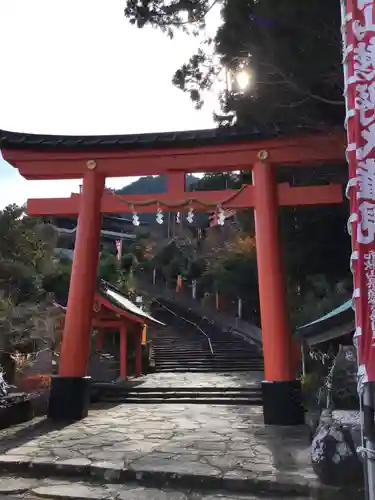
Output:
[
  {"xmin": 238, "ymin": 297, "xmax": 242, "ymax": 319},
  {"xmin": 192, "ymin": 280, "xmax": 197, "ymax": 300},
  {"xmin": 301, "ymin": 342, "xmax": 306, "ymax": 378},
  {"xmin": 363, "ymin": 382, "xmax": 375, "ymax": 500}
]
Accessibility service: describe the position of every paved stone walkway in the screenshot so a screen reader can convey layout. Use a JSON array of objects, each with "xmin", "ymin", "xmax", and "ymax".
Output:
[
  {"xmin": 0, "ymin": 403, "xmax": 316, "ymax": 494},
  {"xmin": 129, "ymin": 372, "xmax": 264, "ymax": 388}
]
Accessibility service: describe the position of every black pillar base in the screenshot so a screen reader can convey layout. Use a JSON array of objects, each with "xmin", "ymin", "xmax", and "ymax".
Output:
[
  {"xmin": 262, "ymin": 380, "xmax": 305, "ymax": 426},
  {"xmin": 48, "ymin": 376, "xmax": 91, "ymax": 422}
]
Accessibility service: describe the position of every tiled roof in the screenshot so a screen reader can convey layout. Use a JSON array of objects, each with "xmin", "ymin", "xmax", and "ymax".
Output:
[
  {"xmin": 0, "ymin": 126, "xmax": 317, "ymax": 151},
  {"xmin": 99, "ymin": 280, "xmax": 165, "ymax": 326},
  {"xmin": 298, "ymin": 300, "xmax": 352, "ymax": 329},
  {"xmin": 295, "ymin": 299, "xmax": 354, "ymax": 344}
]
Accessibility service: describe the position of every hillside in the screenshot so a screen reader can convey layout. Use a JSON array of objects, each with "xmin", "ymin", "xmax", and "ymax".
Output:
[{"xmin": 117, "ymin": 174, "xmax": 198, "ymax": 195}]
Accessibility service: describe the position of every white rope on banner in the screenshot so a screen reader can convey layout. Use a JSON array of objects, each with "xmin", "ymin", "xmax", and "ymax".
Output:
[
  {"xmin": 343, "ymin": 76, "xmax": 357, "ymax": 98},
  {"xmin": 343, "ymin": 44, "xmax": 354, "ymax": 61},
  {"xmin": 347, "ymin": 212, "xmax": 358, "ymax": 235},
  {"xmin": 345, "ymin": 108, "xmax": 356, "ymax": 129},
  {"xmin": 341, "ymin": 11, "xmax": 353, "ymax": 26},
  {"xmin": 346, "ymin": 177, "xmax": 358, "ymax": 198},
  {"xmin": 346, "ymin": 143, "xmax": 357, "ymax": 161},
  {"xmin": 354, "ymin": 326, "xmax": 363, "ymax": 339},
  {"xmin": 347, "ymin": 142, "xmax": 357, "ymax": 151},
  {"xmin": 351, "ymin": 250, "xmax": 360, "ymax": 272}
]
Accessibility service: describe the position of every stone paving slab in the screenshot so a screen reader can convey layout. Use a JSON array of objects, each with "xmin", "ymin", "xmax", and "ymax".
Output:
[
  {"xmin": 0, "ymin": 476, "xmax": 316, "ymax": 500},
  {"xmin": 0, "ymin": 403, "xmax": 318, "ymax": 495},
  {"xmin": 127, "ymin": 372, "xmax": 264, "ymax": 388}
]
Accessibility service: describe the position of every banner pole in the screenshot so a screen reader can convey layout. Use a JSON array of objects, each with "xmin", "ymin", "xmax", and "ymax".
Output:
[{"xmin": 363, "ymin": 383, "xmax": 375, "ymax": 500}]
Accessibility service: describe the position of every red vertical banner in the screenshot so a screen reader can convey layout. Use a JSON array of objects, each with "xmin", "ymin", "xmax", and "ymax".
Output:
[{"xmin": 343, "ymin": 0, "xmax": 375, "ymax": 385}]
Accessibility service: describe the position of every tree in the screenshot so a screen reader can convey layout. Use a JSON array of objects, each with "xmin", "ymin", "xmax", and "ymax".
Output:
[
  {"xmin": 122, "ymin": 4, "xmax": 351, "ymax": 332},
  {"xmin": 0, "ymin": 205, "xmax": 63, "ymax": 357},
  {"xmin": 0, "ymin": 295, "xmax": 63, "ymax": 353},
  {"xmin": 124, "ymin": 0, "xmax": 344, "ymax": 129},
  {"xmin": 0, "ymin": 205, "xmax": 57, "ymax": 302},
  {"xmin": 288, "ymin": 274, "xmax": 352, "ymax": 328}
]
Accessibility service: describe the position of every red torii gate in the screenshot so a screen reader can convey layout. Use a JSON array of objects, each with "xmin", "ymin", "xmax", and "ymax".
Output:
[{"xmin": 0, "ymin": 127, "xmax": 346, "ymax": 425}]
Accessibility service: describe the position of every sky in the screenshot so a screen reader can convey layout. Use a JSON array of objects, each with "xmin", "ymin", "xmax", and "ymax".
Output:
[{"xmin": 0, "ymin": 0, "xmax": 220, "ymax": 209}]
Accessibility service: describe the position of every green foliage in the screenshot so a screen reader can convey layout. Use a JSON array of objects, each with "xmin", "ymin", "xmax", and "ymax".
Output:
[
  {"xmin": 301, "ymin": 371, "xmax": 326, "ymax": 410},
  {"xmin": 0, "ymin": 296, "xmax": 63, "ymax": 352},
  {"xmin": 122, "ymin": 253, "xmax": 136, "ymax": 272},
  {"xmin": 281, "ymin": 200, "xmax": 351, "ymax": 294},
  {"xmin": 0, "ymin": 205, "xmax": 63, "ymax": 351},
  {"xmin": 289, "ymin": 275, "xmax": 352, "ymax": 328},
  {"xmin": 201, "ymin": 234, "xmax": 257, "ymax": 297},
  {"xmin": 121, "ymin": 1, "xmax": 351, "ymax": 321},
  {"xmin": 43, "ymin": 260, "xmax": 72, "ymax": 305},
  {"xmin": 124, "ymin": 0, "xmax": 210, "ymax": 34},
  {"xmin": 0, "ymin": 205, "xmax": 56, "ymax": 302},
  {"xmin": 99, "ymin": 253, "xmax": 120, "ymax": 283},
  {"xmin": 126, "ymin": 170, "xmax": 351, "ymax": 326}
]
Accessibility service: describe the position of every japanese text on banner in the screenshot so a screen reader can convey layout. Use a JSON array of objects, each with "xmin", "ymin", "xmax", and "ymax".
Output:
[
  {"xmin": 353, "ymin": 0, "xmax": 375, "ymax": 356},
  {"xmin": 365, "ymin": 250, "xmax": 375, "ymax": 344}
]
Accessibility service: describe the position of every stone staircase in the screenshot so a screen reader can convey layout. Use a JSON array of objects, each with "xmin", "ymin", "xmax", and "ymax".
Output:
[
  {"xmin": 91, "ymin": 298, "xmax": 264, "ymax": 406},
  {"xmin": 92, "ymin": 383, "xmax": 263, "ymax": 405},
  {"xmin": 139, "ymin": 279, "xmax": 262, "ymax": 347},
  {"xmin": 149, "ymin": 303, "xmax": 264, "ymax": 373}
]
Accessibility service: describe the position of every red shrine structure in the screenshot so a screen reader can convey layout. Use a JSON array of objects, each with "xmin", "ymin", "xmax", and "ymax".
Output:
[
  {"xmin": 0, "ymin": 127, "xmax": 346, "ymax": 425},
  {"xmin": 57, "ymin": 280, "xmax": 163, "ymax": 381}
]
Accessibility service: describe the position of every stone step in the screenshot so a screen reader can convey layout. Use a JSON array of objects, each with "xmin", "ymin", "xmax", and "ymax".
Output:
[
  {"xmin": 101, "ymin": 397, "xmax": 263, "ymax": 405},
  {"xmin": 153, "ymin": 340, "xmax": 254, "ymax": 345},
  {"xmin": 154, "ymin": 340, "xmax": 259, "ymax": 343},
  {"xmin": 99, "ymin": 390, "xmax": 262, "ymax": 397},
  {"xmin": 92, "ymin": 382, "xmax": 263, "ymax": 405},
  {"xmin": 155, "ymin": 348, "xmax": 258, "ymax": 352},
  {"xmin": 153, "ymin": 350, "xmax": 260, "ymax": 355},
  {"xmin": 153, "ymin": 368, "xmax": 264, "ymax": 372},
  {"xmin": 156, "ymin": 362, "xmax": 261, "ymax": 366},
  {"xmin": 153, "ymin": 342, "xmax": 259, "ymax": 346},
  {"xmin": 153, "ymin": 369, "xmax": 264, "ymax": 373},
  {"xmin": 149, "ymin": 304, "xmax": 264, "ymax": 378},
  {"xmin": 154, "ymin": 367, "xmax": 263, "ymax": 372},
  {"xmin": 0, "ymin": 475, "xmax": 316, "ymax": 500},
  {"xmin": 154, "ymin": 350, "xmax": 260, "ymax": 354},
  {"xmin": 93, "ymin": 384, "xmax": 260, "ymax": 393},
  {"xmin": 154, "ymin": 362, "xmax": 263, "ymax": 366},
  {"xmin": 154, "ymin": 354, "xmax": 262, "ymax": 359},
  {"xmin": 98, "ymin": 389, "xmax": 262, "ymax": 396}
]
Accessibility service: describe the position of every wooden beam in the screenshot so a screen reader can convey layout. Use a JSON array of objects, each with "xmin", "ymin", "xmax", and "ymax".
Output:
[
  {"xmin": 278, "ymin": 183, "xmax": 343, "ymax": 206},
  {"xmin": 27, "ymin": 183, "xmax": 343, "ymax": 216},
  {"xmin": 3, "ymin": 132, "xmax": 346, "ymax": 180},
  {"xmin": 92, "ymin": 320, "xmax": 121, "ymax": 328}
]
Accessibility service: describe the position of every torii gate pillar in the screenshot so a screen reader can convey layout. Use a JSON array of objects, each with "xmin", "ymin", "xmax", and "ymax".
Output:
[
  {"xmin": 254, "ymin": 159, "xmax": 304, "ymax": 425},
  {"xmin": 48, "ymin": 167, "xmax": 105, "ymax": 421}
]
